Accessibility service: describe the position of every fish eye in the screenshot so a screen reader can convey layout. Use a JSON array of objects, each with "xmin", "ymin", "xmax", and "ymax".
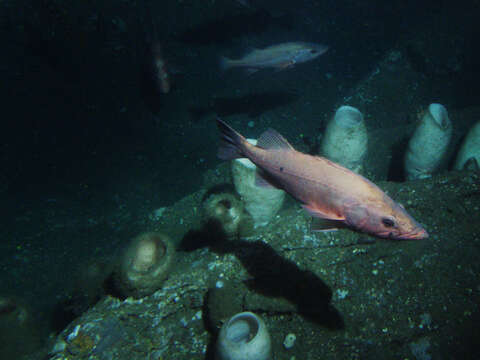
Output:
[
  {"xmin": 381, "ymin": 217, "xmax": 395, "ymax": 228},
  {"xmin": 310, "ymin": 49, "xmax": 317, "ymax": 54}
]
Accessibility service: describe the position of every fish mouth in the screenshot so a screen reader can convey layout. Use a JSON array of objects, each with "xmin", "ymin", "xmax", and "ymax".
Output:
[
  {"xmin": 376, "ymin": 227, "xmax": 429, "ymax": 240},
  {"xmin": 396, "ymin": 227, "xmax": 429, "ymax": 240}
]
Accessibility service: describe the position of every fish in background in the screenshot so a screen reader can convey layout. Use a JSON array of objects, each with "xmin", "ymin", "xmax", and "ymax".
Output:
[
  {"xmin": 220, "ymin": 42, "xmax": 328, "ymax": 73},
  {"xmin": 150, "ymin": 41, "xmax": 170, "ymax": 94},
  {"xmin": 215, "ymin": 118, "xmax": 428, "ymax": 240},
  {"xmin": 140, "ymin": 2, "xmax": 171, "ymax": 95}
]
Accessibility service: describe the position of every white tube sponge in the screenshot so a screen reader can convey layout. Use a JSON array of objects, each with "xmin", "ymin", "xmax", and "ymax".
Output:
[
  {"xmin": 454, "ymin": 121, "xmax": 480, "ymax": 170},
  {"xmin": 404, "ymin": 103, "xmax": 452, "ymax": 180},
  {"xmin": 215, "ymin": 311, "xmax": 272, "ymax": 360},
  {"xmin": 231, "ymin": 139, "xmax": 285, "ymax": 228},
  {"xmin": 321, "ymin": 105, "xmax": 368, "ymax": 173}
]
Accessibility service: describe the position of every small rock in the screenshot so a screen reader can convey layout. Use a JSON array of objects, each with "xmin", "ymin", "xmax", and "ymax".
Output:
[{"xmin": 283, "ymin": 333, "xmax": 296, "ymax": 349}]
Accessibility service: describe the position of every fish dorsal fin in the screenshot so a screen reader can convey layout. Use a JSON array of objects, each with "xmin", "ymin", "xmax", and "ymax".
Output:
[{"xmin": 257, "ymin": 128, "xmax": 294, "ymax": 150}]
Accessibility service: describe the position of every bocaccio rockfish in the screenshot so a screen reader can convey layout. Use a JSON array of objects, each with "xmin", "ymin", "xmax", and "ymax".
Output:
[
  {"xmin": 216, "ymin": 118, "xmax": 428, "ymax": 240},
  {"xmin": 220, "ymin": 42, "xmax": 328, "ymax": 73}
]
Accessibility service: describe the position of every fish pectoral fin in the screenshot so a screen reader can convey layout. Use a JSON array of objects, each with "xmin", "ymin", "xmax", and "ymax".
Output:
[
  {"xmin": 255, "ymin": 169, "xmax": 280, "ymax": 189},
  {"xmin": 301, "ymin": 204, "xmax": 345, "ymax": 221}
]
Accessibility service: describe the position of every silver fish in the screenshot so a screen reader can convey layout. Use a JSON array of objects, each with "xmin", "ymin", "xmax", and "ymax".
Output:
[{"xmin": 220, "ymin": 42, "xmax": 328, "ymax": 72}]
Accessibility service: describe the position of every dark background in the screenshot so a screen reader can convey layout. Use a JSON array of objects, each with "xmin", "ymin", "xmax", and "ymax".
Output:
[{"xmin": 0, "ymin": 0, "xmax": 479, "ymax": 353}]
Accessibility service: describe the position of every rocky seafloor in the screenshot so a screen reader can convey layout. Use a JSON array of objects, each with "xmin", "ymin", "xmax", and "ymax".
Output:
[{"xmin": 30, "ymin": 169, "xmax": 480, "ymax": 360}]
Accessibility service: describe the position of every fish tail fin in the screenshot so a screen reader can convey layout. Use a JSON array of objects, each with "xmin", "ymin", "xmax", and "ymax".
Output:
[
  {"xmin": 219, "ymin": 56, "xmax": 233, "ymax": 71},
  {"xmin": 216, "ymin": 117, "xmax": 247, "ymax": 160}
]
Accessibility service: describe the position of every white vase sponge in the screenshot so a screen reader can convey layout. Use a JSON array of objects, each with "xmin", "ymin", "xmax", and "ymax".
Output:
[
  {"xmin": 232, "ymin": 139, "xmax": 285, "ymax": 228},
  {"xmin": 215, "ymin": 311, "xmax": 272, "ymax": 360},
  {"xmin": 0, "ymin": 296, "xmax": 42, "ymax": 357},
  {"xmin": 321, "ymin": 105, "xmax": 368, "ymax": 173},
  {"xmin": 114, "ymin": 232, "xmax": 175, "ymax": 298},
  {"xmin": 454, "ymin": 121, "xmax": 480, "ymax": 170},
  {"xmin": 202, "ymin": 192, "xmax": 244, "ymax": 238},
  {"xmin": 404, "ymin": 103, "xmax": 452, "ymax": 180}
]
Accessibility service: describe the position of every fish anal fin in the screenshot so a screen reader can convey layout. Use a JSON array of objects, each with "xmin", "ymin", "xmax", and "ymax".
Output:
[
  {"xmin": 245, "ymin": 68, "xmax": 259, "ymax": 75},
  {"xmin": 301, "ymin": 204, "xmax": 345, "ymax": 221},
  {"xmin": 274, "ymin": 60, "xmax": 295, "ymax": 71},
  {"xmin": 311, "ymin": 218, "xmax": 341, "ymax": 232},
  {"xmin": 257, "ymin": 128, "xmax": 294, "ymax": 151}
]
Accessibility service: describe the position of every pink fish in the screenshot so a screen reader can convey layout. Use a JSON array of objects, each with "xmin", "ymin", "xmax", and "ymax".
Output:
[
  {"xmin": 216, "ymin": 118, "xmax": 428, "ymax": 240},
  {"xmin": 220, "ymin": 42, "xmax": 328, "ymax": 73}
]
